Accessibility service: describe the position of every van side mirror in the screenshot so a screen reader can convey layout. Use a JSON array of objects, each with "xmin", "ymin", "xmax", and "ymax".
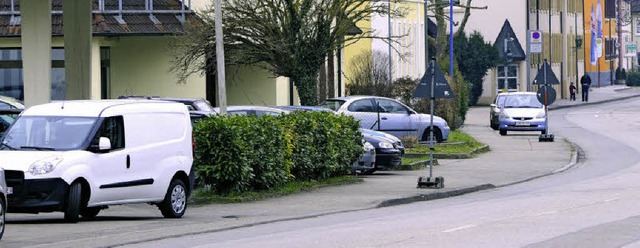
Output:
[{"xmin": 99, "ymin": 137, "xmax": 112, "ymax": 151}]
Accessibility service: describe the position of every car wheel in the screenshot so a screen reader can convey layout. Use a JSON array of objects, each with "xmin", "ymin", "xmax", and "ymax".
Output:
[
  {"xmin": 0, "ymin": 197, "xmax": 5, "ymax": 240},
  {"xmin": 490, "ymin": 121, "xmax": 499, "ymax": 130},
  {"xmin": 64, "ymin": 182, "xmax": 82, "ymax": 223},
  {"xmin": 422, "ymin": 127, "xmax": 443, "ymax": 143},
  {"xmin": 80, "ymin": 207, "xmax": 101, "ymax": 219},
  {"xmin": 160, "ymin": 179, "xmax": 187, "ymax": 218},
  {"xmin": 499, "ymin": 129, "xmax": 507, "ymax": 136}
]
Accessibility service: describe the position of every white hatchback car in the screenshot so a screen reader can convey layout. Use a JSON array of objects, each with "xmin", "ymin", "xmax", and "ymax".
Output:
[
  {"xmin": 0, "ymin": 100, "xmax": 194, "ymax": 222},
  {"xmin": 320, "ymin": 96, "xmax": 450, "ymax": 142}
]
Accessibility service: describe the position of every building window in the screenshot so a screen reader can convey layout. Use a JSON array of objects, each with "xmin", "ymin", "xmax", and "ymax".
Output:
[
  {"xmin": 497, "ymin": 64, "xmax": 519, "ymax": 93},
  {"xmin": 101, "ymin": 47, "xmax": 111, "ymax": 99},
  {"xmin": 0, "ymin": 48, "xmax": 65, "ymax": 101}
]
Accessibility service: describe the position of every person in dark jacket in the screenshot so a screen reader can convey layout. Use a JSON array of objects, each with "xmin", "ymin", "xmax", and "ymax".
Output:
[
  {"xmin": 580, "ymin": 74, "xmax": 592, "ymax": 102},
  {"xmin": 569, "ymin": 82, "xmax": 577, "ymax": 101}
]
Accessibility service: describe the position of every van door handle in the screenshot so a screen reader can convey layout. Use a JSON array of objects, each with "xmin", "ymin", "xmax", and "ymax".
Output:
[
  {"xmin": 381, "ymin": 117, "xmax": 388, "ymax": 120},
  {"xmin": 126, "ymin": 155, "xmax": 130, "ymax": 169}
]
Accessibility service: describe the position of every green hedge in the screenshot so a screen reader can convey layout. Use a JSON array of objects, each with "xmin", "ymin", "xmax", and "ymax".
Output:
[
  {"xmin": 627, "ymin": 72, "xmax": 640, "ymax": 86},
  {"xmin": 193, "ymin": 112, "xmax": 362, "ymax": 194}
]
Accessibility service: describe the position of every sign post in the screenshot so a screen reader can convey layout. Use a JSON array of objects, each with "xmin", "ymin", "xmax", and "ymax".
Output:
[
  {"xmin": 413, "ymin": 59, "xmax": 455, "ymax": 189},
  {"xmin": 527, "ymin": 30, "xmax": 543, "ymax": 92},
  {"xmin": 534, "ymin": 59, "xmax": 557, "ymax": 142}
]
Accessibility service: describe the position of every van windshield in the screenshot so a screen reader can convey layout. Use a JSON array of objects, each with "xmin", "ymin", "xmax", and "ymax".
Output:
[{"xmin": 1, "ymin": 116, "xmax": 98, "ymax": 151}]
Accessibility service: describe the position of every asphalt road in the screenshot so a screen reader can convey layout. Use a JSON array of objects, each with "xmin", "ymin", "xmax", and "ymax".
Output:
[{"xmin": 120, "ymin": 99, "xmax": 640, "ymax": 247}]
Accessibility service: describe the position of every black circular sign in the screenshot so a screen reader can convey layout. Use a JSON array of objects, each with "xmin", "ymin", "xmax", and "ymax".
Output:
[{"xmin": 536, "ymin": 86, "xmax": 556, "ymax": 106}]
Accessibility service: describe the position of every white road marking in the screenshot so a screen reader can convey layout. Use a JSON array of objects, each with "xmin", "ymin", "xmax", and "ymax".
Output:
[{"xmin": 442, "ymin": 224, "xmax": 476, "ymax": 233}]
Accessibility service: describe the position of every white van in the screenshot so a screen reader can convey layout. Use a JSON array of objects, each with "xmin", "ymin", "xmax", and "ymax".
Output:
[{"xmin": 0, "ymin": 100, "xmax": 194, "ymax": 222}]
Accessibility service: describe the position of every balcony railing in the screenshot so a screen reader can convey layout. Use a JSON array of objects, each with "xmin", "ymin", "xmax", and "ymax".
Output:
[{"xmin": 0, "ymin": 0, "xmax": 194, "ymax": 25}]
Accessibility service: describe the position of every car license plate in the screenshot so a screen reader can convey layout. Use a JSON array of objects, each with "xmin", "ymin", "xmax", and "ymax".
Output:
[
  {"xmin": 7, "ymin": 187, "xmax": 12, "ymax": 195},
  {"xmin": 515, "ymin": 121, "xmax": 530, "ymax": 126}
]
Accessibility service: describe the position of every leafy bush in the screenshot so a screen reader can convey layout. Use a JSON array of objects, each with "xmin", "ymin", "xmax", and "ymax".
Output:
[
  {"xmin": 193, "ymin": 112, "xmax": 362, "ymax": 194},
  {"xmin": 280, "ymin": 111, "xmax": 363, "ymax": 181},
  {"xmin": 193, "ymin": 115, "xmax": 292, "ymax": 194},
  {"xmin": 616, "ymin": 67, "xmax": 622, "ymax": 80},
  {"xmin": 627, "ymin": 71, "xmax": 640, "ymax": 86},
  {"xmin": 621, "ymin": 68, "xmax": 627, "ymax": 80}
]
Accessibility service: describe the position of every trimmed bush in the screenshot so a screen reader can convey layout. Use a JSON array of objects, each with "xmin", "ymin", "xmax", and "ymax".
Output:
[
  {"xmin": 193, "ymin": 115, "xmax": 292, "ymax": 194},
  {"xmin": 193, "ymin": 112, "xmax": 362, "ymax": 194},
  {"xmin": 627, "ymin": 72, "xmax": 640, "ymax": 86},
  {"xmin": 280, "ymin": 111, "xmax": 363, "ymax": 181}
]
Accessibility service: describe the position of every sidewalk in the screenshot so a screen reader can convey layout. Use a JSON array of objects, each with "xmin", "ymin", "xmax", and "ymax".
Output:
[{"xmin": 550, "ymin": 84, "xmax": 640, "ymax": 110}]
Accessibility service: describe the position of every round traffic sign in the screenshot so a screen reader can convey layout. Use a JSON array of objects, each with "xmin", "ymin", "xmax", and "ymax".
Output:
[{"xmin": 536, "ymin": 86, "xmax": 556, "ymax": 106}]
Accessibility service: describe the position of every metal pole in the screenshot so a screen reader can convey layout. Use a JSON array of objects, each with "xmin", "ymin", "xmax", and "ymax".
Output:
[
  {"xmin": 449, "ymin": 0, "xmax": 454, "ymax": 76},
  {"xmin": 388, "ymin": 0, "xmax": 393, "ymax": 85},
  {"xmin": 575, "ymin": 13, "xmax": 579, "ymax": 94},
  {"xmin": 424, "ymin": 0, "xmax": 429, "ymax": 68},
  {"xmin": 214, "ymin": 0, "xmax": 227, "ymax": 114},
  {"xmin": 618, "ymin": 0, "xmax": 623, "ymax": 70},
  {"xmin": 524, "ymin": 0, "xmax": 531, "ymax": 91},
  {"xmin": 429, "ymin": 59, "xmax": 435, "ymax": 178},
  {"xmin": 544, "ymin": 59, "xmax": 548, "ymax": 134}
]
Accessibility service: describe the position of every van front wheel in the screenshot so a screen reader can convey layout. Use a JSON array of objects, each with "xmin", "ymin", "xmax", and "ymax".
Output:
[
  {"xmin": 159, "ymin": 179, "xmax": 187, "ymax": 218},
  {"xmin": 64, "ymin": 182, "xmax": 82, "ymax": 223}
]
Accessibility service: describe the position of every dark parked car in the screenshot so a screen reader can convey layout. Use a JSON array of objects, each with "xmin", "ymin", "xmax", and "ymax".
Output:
[{"xmin": 361, "ymin": 133, "xmax": 403, "ymax": 174}]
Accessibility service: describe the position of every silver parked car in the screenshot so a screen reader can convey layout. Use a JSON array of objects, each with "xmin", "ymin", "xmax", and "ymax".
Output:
[
  {"xmin": 489, "ymin": 92, "xmax": 508, "ymax": 130},
  {"xmin": 320, "ymin": 96, "xmax": 450, "ymax": 142}
]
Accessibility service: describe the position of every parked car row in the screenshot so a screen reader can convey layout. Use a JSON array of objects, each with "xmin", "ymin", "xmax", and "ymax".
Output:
[{"xmin": 490, "ymin": 92, "xmax": 547, "ymax": 136}]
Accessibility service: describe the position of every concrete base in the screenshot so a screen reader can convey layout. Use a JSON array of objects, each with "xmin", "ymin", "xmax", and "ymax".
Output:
[
  {"xmin": 539, "ymin": 133, "xmax": 555, "ymax": 142},
  {"xmin": 417, "ymin": 176, "xmax": 444, "ymax": 188}
]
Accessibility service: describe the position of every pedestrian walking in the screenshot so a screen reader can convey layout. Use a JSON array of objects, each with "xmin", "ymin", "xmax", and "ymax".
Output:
[
  {"xmin": 580, "ymin": 74, "xmax": 591, "ymax": 102},
  {"xmin": 569, "ymin": 82, "xmax": 576, "ymax": 101}
]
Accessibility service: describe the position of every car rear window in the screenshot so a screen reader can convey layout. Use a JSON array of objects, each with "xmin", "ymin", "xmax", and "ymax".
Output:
[{"xmin": 318, "ymin": 100, "xmax": 345, "ymax": 111}]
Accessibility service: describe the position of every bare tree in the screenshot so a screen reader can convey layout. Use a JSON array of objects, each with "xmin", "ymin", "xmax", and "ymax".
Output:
[
  {"xmin": 170, "ymin": 0, "xmax": 404, "ymax": 106},
  {"xmin": 345, "ymin": 50, "xmax": 394, "ymax": 97}
]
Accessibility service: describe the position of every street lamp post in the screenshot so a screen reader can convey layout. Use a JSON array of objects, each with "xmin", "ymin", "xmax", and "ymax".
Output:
[{"xmin": 573, "ymin": 36, "xmax": 583, "ymax": 93}]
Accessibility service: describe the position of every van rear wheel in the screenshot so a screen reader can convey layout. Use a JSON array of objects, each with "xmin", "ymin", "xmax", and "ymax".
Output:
[
  {"xmin": 64, "ymin": 182, "xmax": 82, "ymax": 223},
  {"xmin": 159, "ymin": 179, "xmax": 187, "ymax": 218}
]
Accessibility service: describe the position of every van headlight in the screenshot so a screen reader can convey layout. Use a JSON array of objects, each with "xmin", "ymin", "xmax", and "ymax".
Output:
[
  {"xmin": 500, "ymin": 112, "xmax": 510, "ymax": 119},
  {"xmin": 29, "ymin": 156, "xmax": 62, "ymax": 175},
  {"xmin": 536, "ymin": 111, "xmax": 546, "ymax": 118},
  {"xmin": 378, "ymin": 141, "xmax": 394, "ymax": 149},
  {"xmin": 364, "ymin": 141, "xmax": 375, "ymax": 151}
]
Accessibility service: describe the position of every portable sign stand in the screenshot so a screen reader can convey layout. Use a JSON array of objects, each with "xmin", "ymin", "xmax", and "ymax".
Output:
[
  {"xmin": 413, "ymin": 60, "xmax": 455, "ymax": 188},
  {"xmin": 534, "ymin": 59, "xmax": 558, "ymax": 142}
]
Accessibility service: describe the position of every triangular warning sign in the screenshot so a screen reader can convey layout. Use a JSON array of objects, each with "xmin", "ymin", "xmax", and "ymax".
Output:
[
  {"xmin": 413, "ymin": 63, "xmax": 455, "ymax": 99},
  {"xmin": 534, "ymin": 60, "xmax": 560, "ymax": 85}
]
